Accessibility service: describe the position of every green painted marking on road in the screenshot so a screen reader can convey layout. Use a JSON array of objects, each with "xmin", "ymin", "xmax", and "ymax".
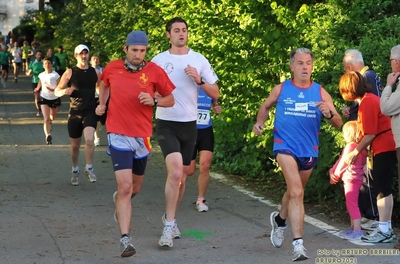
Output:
[{"xmin": 180, "ymin": 230, "xmax": 214, "ymax": 242}]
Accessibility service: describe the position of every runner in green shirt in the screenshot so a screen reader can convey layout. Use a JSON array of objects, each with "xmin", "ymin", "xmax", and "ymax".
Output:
[
  {"xmin": 27, "ymin": 50, "xmax": 44, "ymax": 116},
  {"xmin": 21, "ymin": 40, "xmax": 31, "ymax": 72},
  {"xmin": 0, "ymin": 49, "xmax": 13, "ymax": 87},
  {"xmin": 55, "ymin": 45, "xmax": 69, "ymax": 77}
]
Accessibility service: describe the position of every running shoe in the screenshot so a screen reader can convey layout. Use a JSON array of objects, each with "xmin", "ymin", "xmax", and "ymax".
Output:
[
  {"xmin": 159, "ymin": 225, "xmax": 174, "ymax": 247},
  {"xmin": 120, "ymin": 236, "xmax": 136, "ymax": 257},
  {"xmin": 71, "ymin": 170, "xmax": 79, "ymax": 186},
  {"xmin": 196, "ymin": 199, "xmax": 209, "ymax": 212},
  {"xmin": 341, "ymin": 230, "xmax": 363, "ymax": 240},
  {"xmin": 338, "ymin": 227, "xmax": 353, "ymax": 237},
  {"xmin": 361, "ymin": 218, "xmax": 379, "ymax": 231},
  {"xmin": 161, "ymin": 213, "xmax": 181, "ymax": 238},
  {"xmin": 270, "ymin": 211, "xmax": 286, "ymax": 248},
  {"xmin": 94, "ymin": 138, "xmax": 100, "ymax": 147},
  {"xmin": 46, "ymin": 135, "xmax": 52, "ymax": 145},
  {"xmin": 361, "ymin": 228, "xmax": 394, "ymax": 243},
  {"xmin": 292, "ymin": 239, "xmax": 308, "ymax": 261},
  {"xmin": 84, "ymin": 167, "xmax": 97, "ymax": 182}
]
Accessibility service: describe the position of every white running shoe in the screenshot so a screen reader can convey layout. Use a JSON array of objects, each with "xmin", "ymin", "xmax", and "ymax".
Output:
[
  {"xmin": 84, "ymin": 167, "xmax": 97, "ymax": 182},
  {"xmin": 161, "ymin": 214, "xmax": 181, "ymax": 238},
  {"xmin": 270, "ymin": 211, "xmax": 286, "ymax": 248},
  {"xmin": 196, "ymin": 200, "xmax": 209, "ymax": 212},
  {"xmin": 361, "ymin": 218, "xmax": 379, "ymax": 231},
  {"xmin": 292, "ymin": 239, "xmax": 308, "ymax": 261},
  {"xmin": 94, "ymin": 138, "xmax": 100, "ymax": 147},
  {"xmin": 361, "ymin": 228, "xmax": 395, "ymax": 243},
  {"xmin": 159, "ymin": 225, "xmax": 174, "ymax": 247},
  {"xmin": 71, "ymin": 170, "xmax": 79, "ymax": 186}
]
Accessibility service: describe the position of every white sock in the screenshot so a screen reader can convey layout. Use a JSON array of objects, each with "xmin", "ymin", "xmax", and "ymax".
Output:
[
  {"xmin": 293, "ymin": 239, "xmax": 303, "ymax": 246},
  {"xmin": 388, "ymin": 220, "xmax": 392, "ymax": 230},
  {"xmin": 379, "ymin": 222, "xmax": 389, "ymax": 233},
  {"xmin": 166, "ymin": 220, "xmax": 175, "ymax": 227},
  {"xmin": 85, "ymin": 164, "xmax": 93, "ymax": 170},
  {"xmin": 72, "ymin": 166, "xmax": 79, "ymax": 172}
]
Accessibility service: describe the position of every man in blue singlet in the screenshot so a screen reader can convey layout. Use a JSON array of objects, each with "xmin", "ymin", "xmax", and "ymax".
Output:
[
  {"xmin": 185, "ymin": 87, "xmax": 221, "ymax": 212},
  {"xmin": 252, "ymin": 48, "xmax": 343, "ymax": 262}
]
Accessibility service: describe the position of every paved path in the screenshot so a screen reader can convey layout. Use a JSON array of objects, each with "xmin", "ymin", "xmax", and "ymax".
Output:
[{"xmin": 0, "ymin": 75, "xmax": 399, "ymax": 263}]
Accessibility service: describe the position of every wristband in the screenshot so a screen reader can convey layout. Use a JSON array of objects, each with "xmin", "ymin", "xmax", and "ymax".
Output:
[{"xmin": 325, "ymin": 110, "xmax": 334, "ymax": 120}]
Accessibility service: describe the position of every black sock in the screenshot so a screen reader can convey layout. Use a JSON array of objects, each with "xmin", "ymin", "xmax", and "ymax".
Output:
[
  {"xmin": 293, "ymin": 237, "xmax": 302, "ymax": 241},
  {"xmin": 121, "ymin": 233, "xmax": 129, "ymax": 238},
  {"xmin": 275, "ymin": 213, "xmax": 286, "ymax": 227}
]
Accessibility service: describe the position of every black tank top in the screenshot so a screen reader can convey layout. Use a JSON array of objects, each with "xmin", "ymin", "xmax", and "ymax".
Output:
[{"xmin": 69, "ymin": 66, "xmax": 98, "ymax": 110}]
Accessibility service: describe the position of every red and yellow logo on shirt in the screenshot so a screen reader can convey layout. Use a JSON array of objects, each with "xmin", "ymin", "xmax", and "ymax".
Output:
[{"xmin": 138, "ymin": 73, "xmax": 148, "ymax": 89}]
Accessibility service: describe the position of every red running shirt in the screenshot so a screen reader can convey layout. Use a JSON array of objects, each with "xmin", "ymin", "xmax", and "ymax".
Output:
[{"xmin": 101, "ymin": 60, "xmax": 175, "ymax": 137}]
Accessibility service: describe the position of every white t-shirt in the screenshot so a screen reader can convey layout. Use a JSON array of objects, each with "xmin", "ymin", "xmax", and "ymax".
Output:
[
  {"xmin": 38, "ymin": 71, "xmax": 60, "ymax": 100},
  {"xmin": 152, "ymin": 49, "xmax": 218, "ymax": 122},
  {"xmin": 12, "ymin": 47, "xmax": 22, "ymax": 63}
]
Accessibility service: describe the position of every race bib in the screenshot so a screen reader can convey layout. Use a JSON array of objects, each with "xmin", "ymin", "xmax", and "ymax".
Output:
[
  {"xmin": 197, "ymin": 109, "xmax": 210, "ymax": 125},
  {"xmin": 295, "ymin": 103, "xmax": 308, "ymax": 111}
]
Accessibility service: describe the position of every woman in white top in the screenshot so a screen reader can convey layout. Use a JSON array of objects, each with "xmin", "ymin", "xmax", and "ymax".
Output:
[
  {"xmin": 34, "ymin": 57, "xmax": 61, "ymax": 145},
  {"xmin": 11, "ymin": 41, "xmax": 22, "ymax": 83}
]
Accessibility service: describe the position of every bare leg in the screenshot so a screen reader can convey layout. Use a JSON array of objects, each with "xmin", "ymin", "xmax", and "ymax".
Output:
[
  {"xmin": 34, "ymin": 91, "xmax": 40, "ymax": 111},
  {"xmin": 70, "ymin": 137, "xmax": 81, "ymax": 167},
  {"xmin": 83, "ymin": 126, "xmax": 95, "ymax": 165},
  {"xmin": 277, "ymin": 154, "xmax": 313, "ymax": 239},
  {"xmin": 165, "ymin": 152, "xmax": 183, "ymax": 222},
  {"xmin": 197, "ymin": 150, "xmax": 213, "ymax": 197},
  {"xmin": 50, "ymin": 107, "xmax": 58, "ymax": 121},
  {"xmin": 13, "ymin": 63, "xmax": 19, "ymax": 80},
  {"xmin": 377, "ymin": 195, "xmax": 393, "ymax": 222},
  {"xmin": 115, "ymin": 170, "xmax": 143, "ymax": 235},
  {"xmin": 176, "ymin": 166, "xmax": 189, "ymax": 208},
  {"xmin": 40, "ymin": 104, "xmax": 51, "ymax": 138}
]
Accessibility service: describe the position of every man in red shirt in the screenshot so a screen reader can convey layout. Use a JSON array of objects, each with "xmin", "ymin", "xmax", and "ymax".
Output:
[{"xmin": 96, "ymin": 30, "xmax": 175, "ymax": 258}]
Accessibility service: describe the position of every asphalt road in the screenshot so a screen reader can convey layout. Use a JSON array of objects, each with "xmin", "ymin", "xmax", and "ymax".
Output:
[{"xmin": 0, "ymin": 75, "xmax": 399, "ymax": 264}]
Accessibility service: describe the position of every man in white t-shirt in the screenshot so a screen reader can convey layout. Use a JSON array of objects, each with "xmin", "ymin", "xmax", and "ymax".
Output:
[{"xmin": 151, "ymin": 17, "xmax": 220, "ymax": 248}]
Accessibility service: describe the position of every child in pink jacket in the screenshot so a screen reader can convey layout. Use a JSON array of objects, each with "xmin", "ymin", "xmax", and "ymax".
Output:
[{"xmin": 329, "ymin": 121, "xmax": 367, "ymax": 240}]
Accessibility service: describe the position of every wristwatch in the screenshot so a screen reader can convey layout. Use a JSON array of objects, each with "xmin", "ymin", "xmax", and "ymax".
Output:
[
  {"xmin": 197, "ymin": 77, "xmax": 205, "ymax": 85},
  {"xmin": 325, "ymin": 110, "xmax": 334, "ymax": 120},
  {"xmin": 153, "ymin": 98, "xmax": 158, "ymax": 107}
]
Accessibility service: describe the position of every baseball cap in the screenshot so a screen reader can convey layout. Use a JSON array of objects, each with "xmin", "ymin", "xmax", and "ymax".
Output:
[
  {"xmin": 125, "ymin": 31, "xmax": 148, "ymax": 46},
  {"xmin": 74, "ymin": 44, "xmax": 89, "ymax": 54}
]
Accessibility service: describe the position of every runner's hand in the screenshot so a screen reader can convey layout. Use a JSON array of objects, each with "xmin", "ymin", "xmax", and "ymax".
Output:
[
  {"xmin": 96, "ymin": 104, "xmax": 106, "ymax": 116},
  {"xmin": 138, "ymin": 92, "xmax": 154, "ymax": 106},
  {"xmin": 253, "ymin": 123, "xmax": 264, "ymax": 136}
]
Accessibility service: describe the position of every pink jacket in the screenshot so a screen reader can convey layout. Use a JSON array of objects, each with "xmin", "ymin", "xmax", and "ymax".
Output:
[{"xmin": 329, "ymin": 142, "xmax": 367, "ymax": 182}]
